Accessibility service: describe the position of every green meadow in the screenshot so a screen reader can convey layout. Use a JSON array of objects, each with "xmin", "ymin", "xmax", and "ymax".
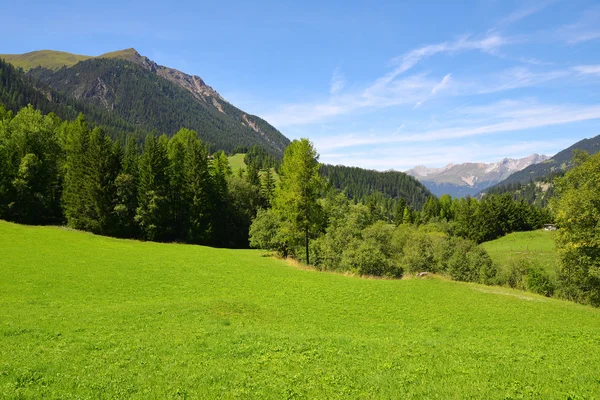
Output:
[
  {"xmin": 482, "ymin": 230, "xmax": 558, "ymax": 276},
  {"xmin": 1, "ymin": 221, "xmax": 600, "ymax": 399},
  {"xmin": 227, "ymin": 153, "xmax": 247, "ymax": 173},
  {"xmin": 228, "ymin": 153, "xmax": 280, "ymax": 183}
]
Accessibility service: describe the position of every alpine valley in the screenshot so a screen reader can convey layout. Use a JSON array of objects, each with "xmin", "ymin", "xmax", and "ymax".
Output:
[{"xmin": 406, "ymin": 154, "xmax": 549, "ymax": 198}]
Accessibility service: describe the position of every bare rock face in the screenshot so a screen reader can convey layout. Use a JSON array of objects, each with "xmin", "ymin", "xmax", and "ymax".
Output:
[{"xmin": 110, "ymin": 49, "xmax": 225, "ymax": 106}]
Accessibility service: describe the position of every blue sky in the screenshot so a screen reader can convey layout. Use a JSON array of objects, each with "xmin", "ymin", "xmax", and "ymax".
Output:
[{"xmin": 4, "ymin": 0, "xmax": 600, "ymax": 170}]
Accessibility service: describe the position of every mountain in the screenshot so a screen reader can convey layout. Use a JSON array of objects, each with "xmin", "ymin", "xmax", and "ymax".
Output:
[
  {"xmin": 481, "ymin": 135, "xmax": 600, "ymax": 193},
  {"xmin": 0, "ymin": 49, "xmax": 289, "ymax": 156},
  {"xmin": 480, "ymin": 134, "xmax": 600, "ymax": 201},
  {"xmin": 406, "ymin": 154, "xmax": 549, "ymax": 198}
]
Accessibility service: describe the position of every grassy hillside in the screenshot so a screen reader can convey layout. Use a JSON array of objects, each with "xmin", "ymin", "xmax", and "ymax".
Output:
[
  {"xmin": 0, "ymin": 50, "xmax": 92, "ymax": 71},
  {"xmin": 482, "ymin": 230, "xmax": 558, "ymax": 276},
  {"xmin": 228, "ymin": 153, "xmax": 247, "ymax": 172},
  {"xmin": 1, "ymin": 221, "xmax": 600, "ymax": 398},
  {"xmin": 228, "ymin": 153, "xmax": 280, "ymax": 183},
  {"xmin": 0, "ymin": 48, "xmax": 148, "ymax": 71}
]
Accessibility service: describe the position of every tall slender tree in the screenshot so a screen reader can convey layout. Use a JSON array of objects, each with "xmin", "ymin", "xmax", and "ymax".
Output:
[{"xmin": 274, "ymin": 138, "xmax": 323, "ymax": 264}]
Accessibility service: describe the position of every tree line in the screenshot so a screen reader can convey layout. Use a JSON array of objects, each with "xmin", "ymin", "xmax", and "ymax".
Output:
[
  {"xmin": 249, "ymin": 139, "xmax": 554, "ymax": 287},
  {"xmin": 250, "ymin": 139, "xmax": 600, "ymax": 307},
  {"xmin": 0, "ymin": 104, "xmax": 275, "ymax": 247}
]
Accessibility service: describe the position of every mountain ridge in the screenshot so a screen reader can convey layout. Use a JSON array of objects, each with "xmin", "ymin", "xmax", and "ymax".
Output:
[
  {"xmin": 406, "ymin": 154, "xmax": 549, "ymax": 198},
  {"xmin": 480, "ymin": 134, "xmax": 600, "ymax": 196}
]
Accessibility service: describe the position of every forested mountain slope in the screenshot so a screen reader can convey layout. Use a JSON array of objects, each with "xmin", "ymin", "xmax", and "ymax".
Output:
[
  {"xmin": 0, "ymin": 57, "xmax": 138, "ymax": 141},
  {"xmin": 1, "ymin": 49, "xmax": 289, "ymax": 156},
  {"xmin": 320, "ymin": 164, "xmax": 433, "ymax": 210}
]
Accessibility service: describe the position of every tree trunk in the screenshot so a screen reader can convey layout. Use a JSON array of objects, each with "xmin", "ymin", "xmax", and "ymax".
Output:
[{"xmin": 305, "ymin": 226, "xmax": 309, "ymax": 265}]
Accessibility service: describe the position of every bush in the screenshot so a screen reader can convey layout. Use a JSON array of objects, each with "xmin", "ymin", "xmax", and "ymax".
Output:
[
  {"xmin": 446, "ymin": 240, "xmax": 497, "ymax": 284},
  {"xmin": 447, "ymin": 240, "xmax": 476, "ymax": 282},
  {"xmin": 501, "ymin": 258, "xmax": 556, "ymax": 297},
  {"xmin": 341, "ymin": 238, "xmax": 402, "ymax": 277},
  {"xmin": 402, "ymin": 231, "xmax": 435, "ymax": 273}
]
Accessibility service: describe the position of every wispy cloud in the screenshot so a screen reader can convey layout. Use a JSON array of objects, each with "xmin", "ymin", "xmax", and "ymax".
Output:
[
  {"xmin": 573, "ymin": 65, "xmax": 600, "ymax": 75},
  {"xmin": 431, "ymin": 73, "xmax": 452, "ymax": 95},
  {"xmin": 265, "ymin": 34, "xmax": 507, "ymax": 127},
  {"xmin": 313, "ymin": 100, "xmax": 600, "ymax": 151},
  {"xmin": 329, "ymin": 68, "xmax": 345, "ymax": 95},
  {"xmin": 320, "ymin": 139, "xmax": 573, "ymax": 171},
  {"xmin": 495, "ymin": 0, "xmax": 556, "ymax": 29},
  {"xmin": 560, "ymin": 8, "xmax": 600, "ymax": 44}
]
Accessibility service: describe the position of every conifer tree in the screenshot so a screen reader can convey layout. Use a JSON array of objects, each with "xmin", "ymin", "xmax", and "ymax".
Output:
[
  {"xmin": 260, "ymin": 167, "xmax": 276, "ymax": 207},
  {"xmin": 246, "ymin": 161, "xmax": 260, "ymax": 187},
  {"xmin": 114, "ymin": 136, "xmax": 140, "ymax": 237},
  {"xmin": 136, "ymin": 133, "xmax": 170, "ymax": 241},
  {"xmin": 186, "ymin": 134, "xmax": 213, "ymax": 243},
  {"xmin": 62, "ymin": 114, "xmax": 91, "ymax": 229}
]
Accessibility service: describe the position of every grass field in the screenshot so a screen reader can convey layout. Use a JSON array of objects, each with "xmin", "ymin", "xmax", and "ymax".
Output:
[
  {"xmin": 227, "ymin": 153, "xmax": 247, "ymax": 173},
  {"xmin": 482, "ymin": 230, "xmax": 558, "ymax": 276},
  {"xmin": 227, "ymin": 153, "xmax": 280, "ymax": 183},
  {"xmin": 1, "ymin": 221, "xmax": 600, "ymax": 398}
]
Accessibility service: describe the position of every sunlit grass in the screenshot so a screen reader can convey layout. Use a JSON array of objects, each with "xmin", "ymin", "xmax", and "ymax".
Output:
[
  {"xmin": 482, "ymin": 229, "xmax": 558, "ymax": 276},
  {"xmin": 1, "ymin": 221, "xmax": 599, "ymax": 398}
]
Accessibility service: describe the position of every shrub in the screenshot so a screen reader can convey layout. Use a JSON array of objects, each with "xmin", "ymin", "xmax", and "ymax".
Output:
[
  {"xmin": 341, "ymin": 238, "xmax": 402, "ymax": 278},
  {"xmin": 402, "ymin": 231, "xmax": 435, "ymax": 273},
  {"xmin": 501, "ymin": 258, "xmax": 556, "ymax": 297}
]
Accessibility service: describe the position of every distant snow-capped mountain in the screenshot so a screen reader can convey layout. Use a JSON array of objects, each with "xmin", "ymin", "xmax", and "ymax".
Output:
[{"xmin": 405, "ymin": 154, "xmax": 550, "ymax": 198}]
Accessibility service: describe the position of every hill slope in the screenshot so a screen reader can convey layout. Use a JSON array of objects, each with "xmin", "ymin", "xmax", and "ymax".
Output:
[
  {"xmin": 406, "ymin": 154, "xmax": 549, "ymax": 198},
  {"xmin": 2, "ymin": 221, "xmax": 600, "ymax": 398},
  {"xmin": 482, "ymin": 134, "xmax": 600, "ymax": 194},
  {"xmin": 321, "ymin": 164, "xmax": 433, "ymax": 210},
  {"xmin": 1, "ymin": 49, "xmax": 289, "ymax": 156}
]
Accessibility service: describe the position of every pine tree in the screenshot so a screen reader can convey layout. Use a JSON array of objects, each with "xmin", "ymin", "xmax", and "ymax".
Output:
[
  {"xmin": 260, "ymin": 168, "xmax": 276, "ymax": 207},
  {"xmin": 62, "ymin": 114, "xmax": 91, "ymax": 229},
  {"xmin": 186, "ymin": 134, "xmax": 213, "ymax": 244},
  {"xmin": 246, "ymin": 161, "xmax": 260, "ymax": 187},
  {"xmin": 114, "ymin": 136, "xmax": 140, "ymax": 237},
  {"xmin": 136, "ymin": 133, "xmax": 170, "ymax": 241}
]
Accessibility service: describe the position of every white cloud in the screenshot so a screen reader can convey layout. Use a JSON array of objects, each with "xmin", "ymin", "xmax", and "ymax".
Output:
[
  {"xmin": 330, "ymin": 68, "xmax": 345, "ymax": 95},
  {"xmin": 496, "ymin": 0, "xmax": 555, "ymax": 28},
  {"xmin": 573, "ymin": 65, "xmax": 600, "ymax": 75},
  {"xmin": 431, "ymin": 73, "xmax": 452, "ymax": 95},
  {"xmin": 265, "ymin": 34, "xmax": 507, "ymax": 127}
]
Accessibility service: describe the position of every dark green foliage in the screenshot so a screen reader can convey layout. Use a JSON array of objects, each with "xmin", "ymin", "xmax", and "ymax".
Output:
[
  {"xmin": 0, "ymin": 103, "xmax": 273, "ymax": 248},
  {"xmin": 136, "ymin": 134, "xmax": 171, "ymax": 241},
  {"xmin": 0, "ymin": 105, "xmax": 63, "ymax": 224},
  {"xmin": 320, "ymin": 164, "xmax": 433, "ymax": 213},
  {"xmin": 448, "ymin": 194, "xmax": 551, "ymax": 244},
  {"xmin": 244, "ymin": 145, "xmax": 281, "ymax": 170},
  {"xmin": 113, "ymin": 137, "xmax": 140, "ymax": 237},
  {"xmin": 483, "ymin": 173, "xmax": 562, "ymax": 207}
]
